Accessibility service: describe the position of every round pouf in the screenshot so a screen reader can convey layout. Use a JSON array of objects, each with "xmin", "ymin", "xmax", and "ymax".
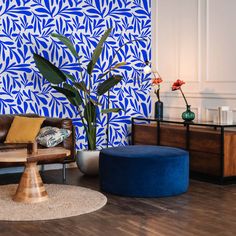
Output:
[{"xmin": 99, "ymin": 145, "xmax": 189, "ymax": 197}]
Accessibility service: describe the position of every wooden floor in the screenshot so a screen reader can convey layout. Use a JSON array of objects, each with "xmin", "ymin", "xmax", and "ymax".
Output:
[{"xmin": 0, "ymin": 168, "xmax": 236, "ymax": 236}]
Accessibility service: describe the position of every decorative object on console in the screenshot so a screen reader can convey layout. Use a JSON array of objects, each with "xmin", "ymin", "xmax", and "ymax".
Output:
[
  {"xmin": 143, "ymin": 61, "xmax": 164, "ymax": 119},
  {"xmin": 152, "ymin": 76, "xmax": 163, "ymax": 119},
  {"xmin": 172, "ymin": 79, "xmax": 195, "ymax": 121},
  {"xmin": 181, "ymin": 105, "xmax": 195, "ymax": 122},
  {"xmin": 36, "ymin": 126, "xmax": 71, "ymax": 148},
  {"xmin": 218, "ymin": 106, "xmax": 233, "ymax": 124}
]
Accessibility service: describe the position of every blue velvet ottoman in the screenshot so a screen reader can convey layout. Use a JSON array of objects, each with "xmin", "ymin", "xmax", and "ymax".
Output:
[{"xmin": 99, "ymin": 145, "xmax": 189, "ymax": 197}]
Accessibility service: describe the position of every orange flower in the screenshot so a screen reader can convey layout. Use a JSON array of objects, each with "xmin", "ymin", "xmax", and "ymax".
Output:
[
  {"xmin": 152, "ymin": 77, "xmax": 163, "ymax": 86},
  {"xmin": 172, "ymin": 79, "xmax": 185, "ymax": 91}
]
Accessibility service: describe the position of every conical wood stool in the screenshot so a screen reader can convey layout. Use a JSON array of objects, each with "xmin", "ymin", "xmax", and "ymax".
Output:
[
  {"xmin": 13, "ymin": 162, "xmax": 48, "ymax": 203},
  {"xmin": 0, "ymin": 142, "xmax": 71, "ymax": 203}
]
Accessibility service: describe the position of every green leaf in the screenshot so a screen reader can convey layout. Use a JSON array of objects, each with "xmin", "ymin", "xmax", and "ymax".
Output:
[
  {"xmin": 63, "ymin": 83, "xmax": 83, "ymax": 106},
  {"xmin": 101, "ymin": 108, "xmax": 122, "ymax": 114},
  {"xmin": 99, "ymin": 61, "xmax": 126, "ymax": 80},
  {"xmin": 90, "ymin": 97, "xmax": 101, "ymax": 106},
  {"xmin": 113, "ymin": 62, "xmax": 127, "ymax": 69},
  {"xmin": 83, "ymin": 101, "xmax": 97, "ymax": 150},
  {"xmin": 84, "ymin": 101, "xmax": 96, "ymax": 123},
  {"xmin": 52, "ymin": 86, "xmax": 75, "ymax": 98},
  {"xmin": 87, "ymin": 28, "xmax": 112, "ymax": 75},
  {"xmin": 66, "ymin": 96, "xmax": 78, "ymax": 107},
  {"xmin": 64, "ymin": 72, "xmax": 76, "ymax": 82},
  {"xmin": 51, "ymin": 33, "xmax": 79, "ymax": 59},
  {"xmin": 33, "ymin": 54, "xmax": 66, "ymax": 84},
  {"xmin": 97, "ymin": 75, "xmax": 122, "ymax": 96},
  {"xmin": 74, "ymin": 81, "xmax": 89, "ymax": 94}
]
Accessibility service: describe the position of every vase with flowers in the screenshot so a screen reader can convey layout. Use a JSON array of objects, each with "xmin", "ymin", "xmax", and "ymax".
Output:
[
  {"xmin": 171, "ymin": 79, "xmax": 195, "ymax": 121},
  {"xmin": 152, "ymin": 73, "xmax": 163, "ymax": 119}
]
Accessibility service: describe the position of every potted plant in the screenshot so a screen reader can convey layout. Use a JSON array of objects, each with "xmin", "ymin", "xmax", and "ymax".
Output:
[{"xmin": 33, "ymin": 28, "xmax": 126, "ymax": 175}]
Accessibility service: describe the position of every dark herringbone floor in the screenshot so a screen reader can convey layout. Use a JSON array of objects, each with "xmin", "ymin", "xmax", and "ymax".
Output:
[{"xmin": 0, "ymin": 168, "xmax": 236, "ymax": 236}]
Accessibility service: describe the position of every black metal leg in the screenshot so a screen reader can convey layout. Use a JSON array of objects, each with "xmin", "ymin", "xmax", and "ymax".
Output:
[
  {"xmin": 157, "ymin": 120, "xmax": 160, "ymax": 145},
  {"xmin": 131, "ymin": 118, "xmax": 134, "ymax": 145},
  {"xmin": 186, "ymin": 124, "xmax": 190, "ymax": 150},
  {"xmin": 220, "ymin": 127, "xmax": 225, "ymax": 184},
  {"xmin": 41, "ymin": 164, "xmax": 45, "ymax": 173},
  {"xmin": 106, "ymin": 90, "xmax": 110, "ymax": 148},
  {"xmin": 62, "ymin": 163, "xmax": 66, "ymax": 182}
]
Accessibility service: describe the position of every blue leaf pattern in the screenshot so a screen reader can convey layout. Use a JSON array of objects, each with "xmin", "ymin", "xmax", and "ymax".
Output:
[{"xmin": 0, "ymin": 0, "xmax": 151, "ymax": 149}]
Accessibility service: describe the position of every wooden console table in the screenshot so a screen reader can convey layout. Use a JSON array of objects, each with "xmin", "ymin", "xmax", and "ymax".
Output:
[{"xmin": 131, "ymin": 117, "xmax": 236, "ymax": 184}]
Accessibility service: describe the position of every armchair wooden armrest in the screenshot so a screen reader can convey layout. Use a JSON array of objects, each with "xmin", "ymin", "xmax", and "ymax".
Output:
[
  {"xmin": 0, "ymin": 142, "xmax": 38, "ymax": 154},
  {"xmin": 27, "ymin": 142, "xmax": 38, "ymax": 155}
]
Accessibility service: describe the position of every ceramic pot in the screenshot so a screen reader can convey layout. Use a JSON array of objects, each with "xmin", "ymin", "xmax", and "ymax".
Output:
[
  {"xmin": 76, "ymin": 150, "xmax": 100, "ymax": 176},
  {"xmin": 182, "ymin": 105, "xmax": 195, "ymax": 121}
]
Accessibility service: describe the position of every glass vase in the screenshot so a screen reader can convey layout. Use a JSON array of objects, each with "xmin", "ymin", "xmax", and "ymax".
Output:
[
  {"xmin": 182, "ymin": 105, "xmax": 195, "ymax": 122},
  {"xmin": 154, "ymin": 101, "xmax": 163, "ymax": 119}
]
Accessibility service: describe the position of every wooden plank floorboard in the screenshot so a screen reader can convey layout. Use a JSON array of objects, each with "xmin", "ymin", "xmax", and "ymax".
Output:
[{"xmin": 0, "ymin": 168, "xmax": 236, "ymax": 236}]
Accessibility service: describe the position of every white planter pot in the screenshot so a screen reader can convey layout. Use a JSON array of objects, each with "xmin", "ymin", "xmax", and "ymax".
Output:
[{"xmin": 76, "ymin": 150, "xmax": 100, "ymax": 176}]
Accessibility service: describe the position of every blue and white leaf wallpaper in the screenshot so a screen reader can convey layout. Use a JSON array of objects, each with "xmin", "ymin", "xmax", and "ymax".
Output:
[{"xmin": 0, "ymin": 0, "xmax": 151, "ymax": 149}]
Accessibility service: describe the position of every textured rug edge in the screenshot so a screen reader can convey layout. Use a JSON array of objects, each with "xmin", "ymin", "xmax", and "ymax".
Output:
[{"xmin": 0, "ymin": 184, "xmax": 107, "ymax": 222}]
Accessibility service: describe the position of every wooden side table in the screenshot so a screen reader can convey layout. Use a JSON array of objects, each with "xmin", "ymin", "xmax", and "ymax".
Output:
[{"xmin": 0, "ymin": 143, "xmax": 70, "ymax": 203}]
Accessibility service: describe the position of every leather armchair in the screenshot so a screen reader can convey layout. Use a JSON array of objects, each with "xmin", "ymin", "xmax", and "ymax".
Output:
[{"xmin": 0, "ymin": 114, "xmax": 76, "ymax": 180}]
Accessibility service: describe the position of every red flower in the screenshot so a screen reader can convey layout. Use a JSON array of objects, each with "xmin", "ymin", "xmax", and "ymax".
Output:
[
  {"xmin": 152, "ymin": 77, "xmax": 163, "ymax": 86},
  {"xmin": 172, "ymin": 79, "xmax": 189, "ymax": 105},
  {"xmin": 172, "ymin": 79, "xmax": 185, "ymax": 91}
]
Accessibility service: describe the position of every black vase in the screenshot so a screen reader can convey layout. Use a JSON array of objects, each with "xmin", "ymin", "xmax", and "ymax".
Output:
[{"xmin": 154, "ymin": 101, "xmax": 163, "ymax": 119}]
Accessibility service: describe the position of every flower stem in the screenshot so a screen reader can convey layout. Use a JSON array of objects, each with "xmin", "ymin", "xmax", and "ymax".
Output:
[
  {"xmin": 180, "ymin": 87, "xmax": 188, "ymax": 106},
  {"xmin": 153, "ymin": 71, "xmax": 161, "ymax": 102}
]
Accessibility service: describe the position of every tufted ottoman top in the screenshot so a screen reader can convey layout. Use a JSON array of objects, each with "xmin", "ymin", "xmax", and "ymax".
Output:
[{"xmin": 100, "ymin": 145, "xmax": 188, "ymax": 159}]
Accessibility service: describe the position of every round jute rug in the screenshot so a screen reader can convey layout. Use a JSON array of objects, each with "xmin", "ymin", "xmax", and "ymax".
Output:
[{"xmin": 0, "ymin": 184, "xmax": 107, "ymax": 221}]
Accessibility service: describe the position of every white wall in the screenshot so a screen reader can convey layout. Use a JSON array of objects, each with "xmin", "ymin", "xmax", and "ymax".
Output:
[{"xmin": 152, "ymin": 0, "xmax": 236, "ymax": 121}]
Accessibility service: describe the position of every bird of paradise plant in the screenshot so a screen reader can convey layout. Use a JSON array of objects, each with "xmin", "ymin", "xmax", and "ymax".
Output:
[{"xmin": 33, "ymin": 28, "xmax": 126, "ymax": 150}]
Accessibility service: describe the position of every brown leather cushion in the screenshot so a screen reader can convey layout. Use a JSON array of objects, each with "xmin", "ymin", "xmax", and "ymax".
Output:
[{"xmin": 0, "ymin": 115, "xmax": 14, "ymax": 143}]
